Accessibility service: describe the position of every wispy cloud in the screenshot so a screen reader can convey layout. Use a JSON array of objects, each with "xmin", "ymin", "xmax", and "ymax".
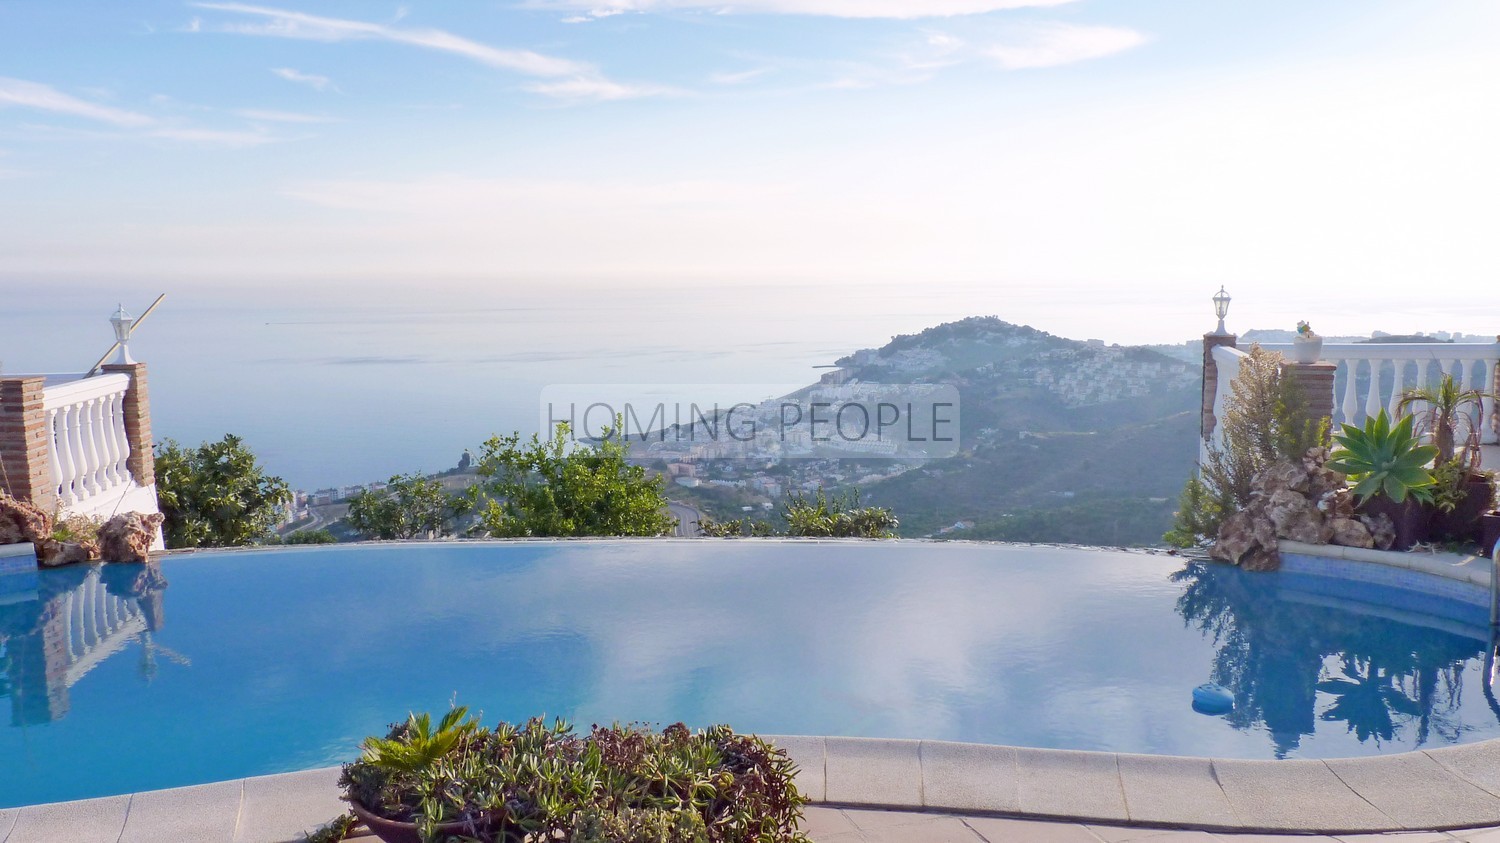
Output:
[
  {"xmin": 283, "ymin": 175, "xmax": 793, "ymax": 213},
  {"xmin": 0, "ymin": 77, "xmax": 288, "ymax": 146},
  {"xmin": 561, "ymin": 8, "xmax": 624, "ymax": 23},
  {"xmin": 235, "ymin": 108, "xmax": 337, "ymax": 123},
  {"xmin": 147, "ymin": 126, "xmax": 280, "ymax": 147},
  {"xmin": 986, "ymin": 23, "xmax": 1146, "ymax": 69},
  {"xmin": 196, "ymin": 3, "xmax": 588, "ymax": 77},
  {"xmin": 0, "ymin": 77, "xmax": 153, "ymax": 127},
  {"xmin": 709, "ymin": 67, "xmax": 774, "ymax": 85},
  {"xmin": 527, "ymin": 0, "xmax": 1077, "ymax": 19},
  {"xmin": 198, "ymin": 4, "xmax": 668, "ymax": 102},
  {"xmin": 522, "ymin": 78, "xmax": 680, "ymax": 102},
  {"xmin": 271, "ymin": 67, "xmax": 338, "ymax": 92}
]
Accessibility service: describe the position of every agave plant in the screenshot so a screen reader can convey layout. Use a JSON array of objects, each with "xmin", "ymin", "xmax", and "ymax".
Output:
[{"xmin": 1325, "ymin": 411, "xmax": 1439, "ymax": 504}]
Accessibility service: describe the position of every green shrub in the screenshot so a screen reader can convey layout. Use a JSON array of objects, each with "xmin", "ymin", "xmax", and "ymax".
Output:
[
  {"xmin": 347, "ymin": 473, "xmax": 472, "ymax": 540},
  {"xmin": 339, "ymin": 715, "xmax": 810, "ymax": 843},
  {"xmin": 284, "ymin": 529, "xmax": 338, "ymax": 545},
  {"xmin": 155, "ymin": 434, "xmax": 291, "ymax": 548},
  {"xmin": 472, "ymin": 421, "xmax": 676, "ymax": 538}
]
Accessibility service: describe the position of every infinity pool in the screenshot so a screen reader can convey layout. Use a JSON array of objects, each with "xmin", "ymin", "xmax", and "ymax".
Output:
[{"xmin": 1, "ymin": 540, "xmax": 1497, "ymax": 807}]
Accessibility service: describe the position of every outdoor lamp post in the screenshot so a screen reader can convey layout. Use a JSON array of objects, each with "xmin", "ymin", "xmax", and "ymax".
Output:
[
  {"xmin": 110, "ymin": 304, "xmax": 137, "ymax": 365},
  {"xmin": 1212, "ymin": 286, "xmax": 1231, "ymax": 335}
]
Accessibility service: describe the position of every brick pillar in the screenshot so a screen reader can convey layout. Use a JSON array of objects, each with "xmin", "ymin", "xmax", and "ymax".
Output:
[
  {"xmin": 0, "ymin": 376, "xmax": 55, "ymax": 513},
  {"xmin": 101, "ymin": 363, "xmax": 154, "ymax": 487},
  {"xmin": 1201, "ymin": 333, "xmax": 1238, "ymax": 445},
  {"xmin": 1280, "ymin": 361, "xmax": 1337, "ymax": 433}
]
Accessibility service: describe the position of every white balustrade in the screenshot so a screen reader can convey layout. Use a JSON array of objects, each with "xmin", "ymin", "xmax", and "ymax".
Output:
[
  {"xmin": 52, "ymin": 565, "xmax": 148, "ymax": 686},
  {"xmin": 1242, "ymin": 342, "xmax": 1500, "ymax": 444},
  {"xmin": 40, "ymin": 373, "xmax": 134, "ymax": 510},
  {"xmin": 1203, "ymin": 344, "xmax": 1249, "ymax": 462}
]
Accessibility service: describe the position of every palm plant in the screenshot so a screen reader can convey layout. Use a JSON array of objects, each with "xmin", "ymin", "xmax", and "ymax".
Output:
[
  {"xmin": 1325, "ymin": 411, "xmax": 1438, "ymax": 504},
  {"xmin": 1396, "ymin": 373, "xmax": 1493, "ymax": 467}
]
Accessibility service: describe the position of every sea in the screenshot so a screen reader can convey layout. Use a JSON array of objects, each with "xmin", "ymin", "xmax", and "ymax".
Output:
[{"xmin": 1, "ymin": 278, "xmax": 1489, "ymax": 489}]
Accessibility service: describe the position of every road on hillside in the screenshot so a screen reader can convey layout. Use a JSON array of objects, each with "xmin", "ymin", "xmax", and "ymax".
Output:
[{"xmin": 669, "ymin": 502, "xmax": 702, "ymax": 537}]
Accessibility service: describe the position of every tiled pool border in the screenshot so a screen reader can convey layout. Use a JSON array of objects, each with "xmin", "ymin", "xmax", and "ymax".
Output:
[{"xmin": 5, "ymin": 538, "xmax": 1500, "ymax": 841}]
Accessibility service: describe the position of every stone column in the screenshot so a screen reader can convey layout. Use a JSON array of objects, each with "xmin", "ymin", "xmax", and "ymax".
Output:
[
  {"xmin": 0, "ymin": 376, "xmax": 55, "ymax": 513},
  {"xmin": 1280, "ymin": 361, "xmax": 1338, "ymax": 433},
  {"xmin": 1201, "ymin": 333, "xmax": 1238, "ymax": 446},
  {"xmin": 101, "ymin": 363, "xmax": 154, "ymax": 487}
]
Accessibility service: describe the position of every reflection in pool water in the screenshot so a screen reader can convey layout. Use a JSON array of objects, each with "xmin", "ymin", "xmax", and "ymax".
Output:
[
  {"xmin": 0, "ymin": 542, "xmax": 1497, "ymax": 807},
  {"xmin": 1173, "ymin": 561, "xmax": 1498, "ymax": 759},
  {"xmin": 0, "ymin": 562, "xmax": 173, "ymax": 727}
]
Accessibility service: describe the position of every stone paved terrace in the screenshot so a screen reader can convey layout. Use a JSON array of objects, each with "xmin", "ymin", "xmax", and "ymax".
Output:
[
  {"xmin": 802, "ymin": 808, "xmax": 1500, "ymax": 843},
  {"xmin": 10, "ymin": 734, "xmax": 1500, "ymax": 843}
]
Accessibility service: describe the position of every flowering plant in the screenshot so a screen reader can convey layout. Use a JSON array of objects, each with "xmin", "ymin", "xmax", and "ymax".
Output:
[{"xmin": 1296, "ymin": 321, "xmax": 1317, "ymax": 338}]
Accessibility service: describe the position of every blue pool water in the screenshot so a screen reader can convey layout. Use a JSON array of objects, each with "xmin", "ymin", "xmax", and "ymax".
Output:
[{"xmin": 1, "ymin": 540, "xmax": 1498, "ymax": 808}]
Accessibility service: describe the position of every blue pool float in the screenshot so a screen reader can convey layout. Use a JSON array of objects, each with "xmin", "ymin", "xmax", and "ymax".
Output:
[{"xmin": 1192, "ymin": 683, "xmax": 1234, "ymax": 714}]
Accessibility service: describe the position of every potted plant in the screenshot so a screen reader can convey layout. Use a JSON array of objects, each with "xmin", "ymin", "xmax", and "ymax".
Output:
[
  {"xmin": 1325, "ymin": 410, "xmax": 1438, "ymax": 550},
  {"xmin": 338, "ymin": 709, "xmax": 812, "ymax": 843},
  {"xmin": 1292, "ymin": 321, "xmax": 1322, "ymax": 364},
  {"xmin": 1398, "ymin": 374, "xmax": 1496, "ymax": 543},
  {"xmin": 1483, "ymin": 508, "xmax": 1500, "ymax": 556}
]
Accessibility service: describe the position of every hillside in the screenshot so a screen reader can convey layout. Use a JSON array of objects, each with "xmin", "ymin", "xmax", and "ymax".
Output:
[{"xmin": 670, "ymin": 316, "xmax": 1202, "ymax": 546}]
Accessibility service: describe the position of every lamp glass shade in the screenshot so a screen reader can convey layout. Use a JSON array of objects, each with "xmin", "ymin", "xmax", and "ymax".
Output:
[
  {"xmin": 110, "ymin": 305, "xmax": 133, "ymax": 343},
  {"xmin": 1212, "ymin": 287, "xmax": 1231, "ymax": 321}
]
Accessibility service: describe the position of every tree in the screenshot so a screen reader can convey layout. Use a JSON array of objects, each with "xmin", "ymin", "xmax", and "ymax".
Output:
[
  {"xmin": 1396, "ymin": 373, "xmax": 1492, "ymax": 467},
  {"xmin": 1165, "ymin": 345, "xmax": 1329, "ymax": 547},
  {"xmin": 155, "ymin": 435, "xmax": 290, "ymax": 548},
  {"xmin": 472, "ymin": 422, "xmax": 676, "ymax": 538},
  {"xmin": 346, "ymin": 473, "xmax": 472, "ymax": 540}
]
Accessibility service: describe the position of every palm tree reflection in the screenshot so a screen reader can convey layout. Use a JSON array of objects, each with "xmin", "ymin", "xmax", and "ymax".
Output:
[{"xmin": 1173, "ymin": 561, "xmax": 1491, "ymax": 757}]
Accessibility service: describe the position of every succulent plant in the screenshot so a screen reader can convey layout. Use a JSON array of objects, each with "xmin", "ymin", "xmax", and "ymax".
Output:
[{"xmin": 1325, "ymin": 411, "xmax": 1438, "ymax": 504}]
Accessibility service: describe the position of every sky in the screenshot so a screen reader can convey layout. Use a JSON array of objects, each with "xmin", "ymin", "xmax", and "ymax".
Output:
[{"xmin": 2, "ymin": 0, "xmax": 1499, "ymax": 343}]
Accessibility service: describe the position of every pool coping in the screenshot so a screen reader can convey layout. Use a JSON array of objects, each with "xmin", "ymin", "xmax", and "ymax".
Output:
[
  {"xmin": 7, "ymin": 539, "xmax": 1500, "ymax": 841},
  {"xmin": 9, "ymin": 736, "xmax": 1500, "ymax": 842}
]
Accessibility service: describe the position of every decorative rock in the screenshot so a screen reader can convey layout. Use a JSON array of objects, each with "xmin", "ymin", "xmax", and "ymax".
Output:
[
  {"xmin": 1213, "ymin": 507, "xmax": 1281, "ymax": 570},
  {"xmin": 1315, "ymin": 489, "xmax": 1354, "ymax": 520},
  {"xmin": 1360, "ymin": 513, "xmax": 1397, "ymax": 551},
  {"xmin": 1212, "ymin": 510, "xmax": 1258, "ymax": 565},
  {"xmin": 35, "ymin": 538, "xmax": 101, "ymax": 567},
  {"xmin": 97, "ymin": 512, "xmax": 164, "ymax": 563},
  {"xmin": 0, "ymin": 493, "xmax": 51, "ymax": 545},
  {"xmin": 1239, "ymin": 544, "xmax": 1281, "ymax": 572},
  {"xmin": 1255, "ymin": 461, "xmax": 1309, "ymax": 497},
  {"xmin": 1265, "ymin": 489, "xmax": 1332, "ymax": 545},
  {"xmin": 1328, "ymin": 517, "xmax": 1374, "ymax": 549}
]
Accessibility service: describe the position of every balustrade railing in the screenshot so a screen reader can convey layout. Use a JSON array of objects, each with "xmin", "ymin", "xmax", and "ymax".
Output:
[
  {"xmin": 1257, "ymin": 342, "xmax": 1500, "ymax": 444},
  {"xmin": 1204, "ymin": 345, "xmax": 1247, "ymax": 462},
  {"xmin": 40, "ymin": 373, "xmax": 135, "ymax": 511}
]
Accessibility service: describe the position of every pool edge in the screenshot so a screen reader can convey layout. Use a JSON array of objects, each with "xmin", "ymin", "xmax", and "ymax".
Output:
[{"xmin": 10, "ymin": 738, "xmax": 1500, "ymax": 841}]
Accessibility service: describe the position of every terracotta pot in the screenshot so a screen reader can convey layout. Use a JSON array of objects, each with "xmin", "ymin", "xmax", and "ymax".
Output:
[
  {"xmin": 349, "ymin": 800, "xmax": 494, "ymax": 843},
  {"xmin": 1359, "ymin": 495, "xmax": 1429, "ymax": 551},
  {"xmin": 1482, "ymin": 512, "xmax": 1500, "ymax": 556},
  {"xmin": 1430, "ymin": 476, "xmax": 1496, "ymax": 543}
]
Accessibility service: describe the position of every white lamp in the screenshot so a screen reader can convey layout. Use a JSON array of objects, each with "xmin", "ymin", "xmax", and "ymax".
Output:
[
  {"xmin": 110, "ymin": 304, "xmax": 136, "ymax": 365},
  {"xmin": 1212, "ymin": 286, "xmax": 1231, "ymax": 335}
]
